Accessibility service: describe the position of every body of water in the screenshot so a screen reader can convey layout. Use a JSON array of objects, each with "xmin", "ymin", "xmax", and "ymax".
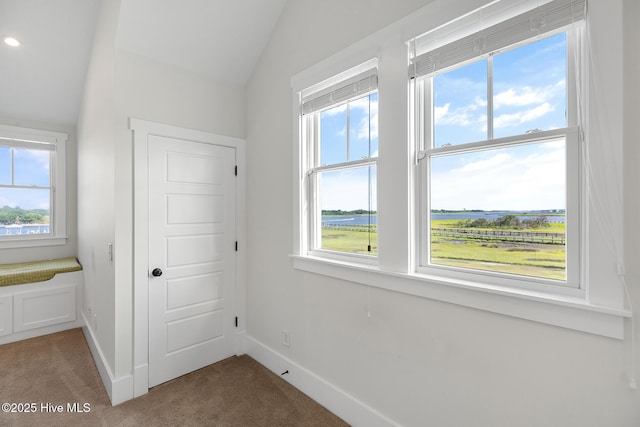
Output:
[
  {"xmin": 0, "ymin": 225, "xmax": 50, "ymax": 236},
  {"xmin": 322, "ymin": 211, "xmax": 565, "ymax": 226},
  {"xmin": 431, "ymin": 211, "xmax": 565, "ymax": 223}
]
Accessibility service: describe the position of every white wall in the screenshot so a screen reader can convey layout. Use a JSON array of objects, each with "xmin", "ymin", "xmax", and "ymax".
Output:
[
  {"xmin": 77, "ymin": 0, "xmax": 119, "ymax": 383},
  {"xmin": 623, "ymin": 0, "xmax": 640, "ymax": 407},
  {"xmin": 245, "ymin": 0, "xmax": 640, "ymax": 425},
  {"xmin": 77, "ymin": 0, "xmax": 246, "ymax": 397}
]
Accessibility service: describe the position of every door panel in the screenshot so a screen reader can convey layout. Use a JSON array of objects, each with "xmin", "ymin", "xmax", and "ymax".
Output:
[
  {"xmin": 166, "ymin": 311, "xmax": 224, "ymax": 353},
  {"xmin": 166, "ymin": 234, "xmax": 224, "ymax": 266},
  {"xmin": 148, "ymin": 134, "xmax": 235, "ymax": 388},
  {"xmin": 166, "ymin": 273, "xmax": 223, "ymax": 310},
  {"xmin": 167, "ymin": 194, "xmax": 224, "ymax": 224}
]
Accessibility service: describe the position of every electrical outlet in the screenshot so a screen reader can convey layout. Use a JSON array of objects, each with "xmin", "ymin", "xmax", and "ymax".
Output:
[
  {"xmin": 93, "ymin": 313, "xmax": 98, "ymax": 331},
  {"xmin": 282, "ymin": 330, "xmax": 290, "ymax": 347}
]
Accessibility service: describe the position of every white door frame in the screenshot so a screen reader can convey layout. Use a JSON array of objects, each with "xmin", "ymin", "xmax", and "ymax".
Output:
[{"xmin": 130, "ymin": 118, "xmax": 247, "ymax": 397}]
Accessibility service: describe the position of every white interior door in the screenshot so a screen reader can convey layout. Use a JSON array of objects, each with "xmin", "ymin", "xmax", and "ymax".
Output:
[{"xmin": 147, "ymin": 134, "xmax": 236, "ymax": 387}]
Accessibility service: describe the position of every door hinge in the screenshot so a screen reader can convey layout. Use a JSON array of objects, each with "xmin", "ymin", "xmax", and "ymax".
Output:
[
  {"xmin": 235, "ymin": 165, "xmax": 238, "ymax": 176},
  {"xmin": 235, "ymin": 241, "xmax": 238, "ymax": 251},
  {"xmin": 235, "ymin": 316, "xmax": 238, "ymax": 327}
]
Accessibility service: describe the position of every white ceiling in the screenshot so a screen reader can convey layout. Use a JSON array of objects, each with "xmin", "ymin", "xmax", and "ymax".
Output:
[
  {"xmin": 116, "ymin": 0, "xmax": 287, "ymax": 85},
  {"xmin": 0, "ymin": 0, "xmax": 287, "ymax": 127},
  {"xmin": 0, "ymin": 0, "xmax": 101, "ymax": 127}
]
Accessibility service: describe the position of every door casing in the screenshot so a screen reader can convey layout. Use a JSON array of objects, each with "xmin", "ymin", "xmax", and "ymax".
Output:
[{"xmin": 131, "ymin": 118, "xmax": 247, "ymax": 398}]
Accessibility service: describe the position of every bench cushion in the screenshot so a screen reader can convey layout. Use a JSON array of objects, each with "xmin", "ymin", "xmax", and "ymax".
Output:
[{"xmin": 0, "ymin": 258, "xmax": 82, "ymax": 287}]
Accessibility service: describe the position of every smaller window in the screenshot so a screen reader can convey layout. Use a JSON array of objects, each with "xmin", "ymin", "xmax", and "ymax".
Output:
[
  {"xmin": 301, "ymin": 65, "xmax": 378, "ymax": 258},
  {"xmin": 0, "ymin": 125, "xmax": 67, "ymax": 248}
]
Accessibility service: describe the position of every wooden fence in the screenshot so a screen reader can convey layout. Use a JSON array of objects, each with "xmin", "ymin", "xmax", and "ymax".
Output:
[
  {"xmin": 322, "ymin": 224, "xmax": 376, "ymax": 233},
  {"xmin": 431, "ymin": 228, "xmax": 565, "ymax": 245}
]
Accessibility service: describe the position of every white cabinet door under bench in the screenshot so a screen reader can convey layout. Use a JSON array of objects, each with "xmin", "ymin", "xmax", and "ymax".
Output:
[{"xmin": 0, "ymin": 271, "xmax": 83, "ymax": 345}]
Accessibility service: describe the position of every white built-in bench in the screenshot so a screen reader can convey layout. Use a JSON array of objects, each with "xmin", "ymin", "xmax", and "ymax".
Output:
[{"xmin": 0, "ymin": 258, "xmax": 83, "ymax": 345}]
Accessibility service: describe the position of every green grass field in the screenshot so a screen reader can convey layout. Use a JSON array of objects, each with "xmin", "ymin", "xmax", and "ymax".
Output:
[
  {"xmin": 321, "ymin": 226, "xmax": 377, "ymax": 255},
  {"xmin": 430, "ymin": 219, "xmax": 566, "ymax": 280},
  {"xmin": 321, "ymin": 218, "xmax": 566, "ymax": 280}
]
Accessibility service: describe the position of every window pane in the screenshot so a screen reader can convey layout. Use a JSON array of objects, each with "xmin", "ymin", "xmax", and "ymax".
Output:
[
  {"xmin": 320, "ymin": 93, "xmax": 378, "ymax": 166},
  {"xmin": 318, "ymin": 165, "xmax": 377, "ymax": 255},
  {"xmin": 0, "ymin": 188, "xmax": 51, "ymax": 235},
  {"xmin": 433, "ymin": 59, "xmax": 487, "ymax": 148},
  {"xmin": 320, "ymin": 104, "xmax": 347, "ymax": 166},
  {"xmin": 14, "ymin": 148, "xmax": 50, "ymax": 187},
  {"xmin": 429, "ymin": 138, "xmax": 566, "ymax": 280},
  {"xmin": 349, "ymin": 92, "xmax": 378, "ymax": 161},
  {"xmin": 0, "ymin": 146, "xmax": 10, "ymax": 185},
  {"xmin": 493, "ymin": 33, "xmax": 567, "ymax": 139}
]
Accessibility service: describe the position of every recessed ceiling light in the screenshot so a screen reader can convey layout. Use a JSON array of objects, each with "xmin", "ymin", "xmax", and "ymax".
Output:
[{"xmin": 4, "ymin": 37, "xmax": 20, "ymax": 47}]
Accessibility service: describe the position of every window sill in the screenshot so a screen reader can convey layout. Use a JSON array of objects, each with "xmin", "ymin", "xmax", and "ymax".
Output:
[
  {"xmin": 290, "ymin": 254, "xmax": 630, "ymax": 339},
  {"xmin": 0, "ymin": 236, "xmax": 68, "ymax": 249}
]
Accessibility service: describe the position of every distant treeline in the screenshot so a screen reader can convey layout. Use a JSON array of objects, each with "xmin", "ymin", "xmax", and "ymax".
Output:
[
  {"xmin": 322, "ymin": 209, "xmax": 377, "ymax": 216},
  {"xmin": 432, "ymin": 209, "xmax": 485, "ymax": 213},
  {"xmin": 0, "ymin": 206, "xmax": 49, "ymax": 225},
  {"xmin": 432, "ymin": 209, "xmax": 565, "ymax": 214},
  {"xmin": 457, "ymin": 214, "xmax": 550, "ymax": 230}
]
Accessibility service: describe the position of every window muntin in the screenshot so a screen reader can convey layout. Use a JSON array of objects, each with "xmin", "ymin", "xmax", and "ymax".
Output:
[
  {"xmin": 432, "ymin": 32, "xmax": 567, "ymax": 148},
  {"xmin": 0, "ymin": 143, "xmax": 53, "ymax": 237},
  {"xmin": 319, "ymin": 92, "xmax": 378, "ymax": 165},
  {"xmin": 417, "ymin": 30, "xmax": 578, "ymax": 287},
  {"xmin": 304, "ymin": 80, "xmax": 378, "ymax": 258}
]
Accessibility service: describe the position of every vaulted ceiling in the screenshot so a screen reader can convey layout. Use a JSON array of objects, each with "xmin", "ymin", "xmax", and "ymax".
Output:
[{"xmin": 0, "ymin": 0, "xmax": 286, "ymax": 127}]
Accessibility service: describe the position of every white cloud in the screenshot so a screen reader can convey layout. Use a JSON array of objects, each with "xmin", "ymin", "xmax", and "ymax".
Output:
[
  {"xmin": 0, "ymin": 189, "xmax": 50, "ymax": 210},
  {"xmin": 319, "ymin": 167, "xmax": 377, "ymax": 211},
  {"xmin": 322, "ymin": 96, "xmax": 378, "ymax": 141},
  {"xmin": 434, "ymin": 103, "xmax": 450, "ymax": 122},
  {"xmin": 435, "ymin": 97, "xmax": 485, "ymax": 127},
  {"xmin": 435, "ymin": 80, "xmax": 566, "ymax": 134},
  {"xmin": 431, "ymin": 142, "xmax": 566, "ymax": 211},
  {"xmin": 459, "ymin": 152, "xmax": 511, "ymax": 172},
  {"xmin": 493, "ymin": 102, "xmax": 555, "ymax": 129},
  {"xmin": 494, "ymin": 86, "xmax": 548, "ymax": 108},
  {"xmin": 493, "ymin": 79, "xmax": 566, "ymax": 110},
  {"xmin": 351, "ymin": 97, "xmax": 378, "ymax": 141}
]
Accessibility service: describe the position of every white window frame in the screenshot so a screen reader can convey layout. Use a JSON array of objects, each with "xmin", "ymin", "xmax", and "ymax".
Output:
[
  {"xmin": 298, "ymin": 59, "xmax": 379, "ymax": 264},
  {"xmin": 413, "ymin": 27, "xmax": 582, "ymax": 295},
  {"xmin": 291, "ymin": 0, "xmax": 629, "ymax": 340},
  {"xmin": 0, "ymin": 124, "xmax": 67, "ymax": 248}
]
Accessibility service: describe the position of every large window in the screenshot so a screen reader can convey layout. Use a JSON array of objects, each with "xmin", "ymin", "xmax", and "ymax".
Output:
[
  {"xmin": 293, "ymin": 0, "xmax": 627, "ymax": 339},
  {"xmin": 0, "ymin": 124, "xmax": 67, "ymax": 247},
  {"xmin": 301, "ymin": 66, "xmax": 378, "ymax": 259},
  {"xmin": 411, "ymin": 0, "xmax": 584, "ymax": 288}
]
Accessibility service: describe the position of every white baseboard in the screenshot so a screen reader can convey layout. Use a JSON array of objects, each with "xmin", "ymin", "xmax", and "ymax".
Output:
[
  {"xmin": 244, "ymin": 335, "xmax": 399, "ymax": 427},
  {"xmin": 81, "ymin": 312, "xmax": 133, "ymax": 406}
]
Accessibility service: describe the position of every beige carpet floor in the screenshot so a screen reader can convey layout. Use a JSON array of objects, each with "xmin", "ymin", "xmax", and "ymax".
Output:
[{"xmin": 0, "ymin": 328, "xmax": 348, "ymax": 427}]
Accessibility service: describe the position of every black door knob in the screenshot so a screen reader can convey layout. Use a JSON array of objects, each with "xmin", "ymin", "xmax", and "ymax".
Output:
[{"xmin": 151, "ymin": 268, "xmax": 163, "ymax": 277}]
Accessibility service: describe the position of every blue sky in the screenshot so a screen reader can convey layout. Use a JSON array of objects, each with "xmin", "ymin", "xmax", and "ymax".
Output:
[
  {"xmin": 0, "ymin": 146, "xmax": 51, "ymax": 210},
  {"xmin": 318, "ymin": 33, "xmax": 567, "ymax": 212},
  {"xmin": 430, "ymin": 32, "xmax": 567, "ymax": 211},
  {"xmin": 318, "ymin": 93, "xmax": 378, "ymax": 211}
]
